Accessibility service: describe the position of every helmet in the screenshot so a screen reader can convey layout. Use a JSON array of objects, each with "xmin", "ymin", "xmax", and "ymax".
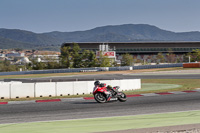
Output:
[
  {"xmin": 107, "ymin": 85, "xmax": 112, "ymax": 89},
  {"xmin": 94, "ymin": 81, "xmax": 100, "ymax": 86}
]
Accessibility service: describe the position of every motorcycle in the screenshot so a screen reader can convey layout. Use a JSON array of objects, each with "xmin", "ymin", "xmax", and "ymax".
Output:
[{"xmin": 93, "ymin": 83, "xmax": 127, "ymax": 103}]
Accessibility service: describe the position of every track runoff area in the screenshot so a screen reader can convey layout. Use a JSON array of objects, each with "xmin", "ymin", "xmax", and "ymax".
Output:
[
  {"xmin": 1, "ymin": 110, "xmax": 200, "ymax": 133},
  {"xmin": 1, "ymin": 69, "xmax": 200, "ymax": 132}
]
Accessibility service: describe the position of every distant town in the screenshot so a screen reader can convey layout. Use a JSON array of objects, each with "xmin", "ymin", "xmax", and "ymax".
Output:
[{"xmin": 0, "ymin": 49, "xmax": 60, "ymax": 64}]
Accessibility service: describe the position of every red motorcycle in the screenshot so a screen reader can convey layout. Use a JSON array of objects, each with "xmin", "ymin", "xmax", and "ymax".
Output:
[{"xmin": 93, "ymin": 81, "xmax": 127, "ymax": 103}]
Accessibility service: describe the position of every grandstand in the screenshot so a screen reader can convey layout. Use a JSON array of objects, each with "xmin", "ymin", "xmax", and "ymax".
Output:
[
  {"xmin": 62, "ymin": 42, "xmax": 200, "ymax": 63},
  {"xmin": 62, "ymin": 42, "xmax": 200, "ymax": 54}
]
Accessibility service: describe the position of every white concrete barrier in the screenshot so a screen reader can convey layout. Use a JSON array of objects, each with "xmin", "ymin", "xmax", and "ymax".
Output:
[
  {"xmin": 0, "ymin": 82, "xmax": 10, "ymax": 99},
  {"xmin": 11, "ymin": 83, "xmax": 35, "ymax": 98},
  {"xmin": 119, "ymin": 80, "xmax": 129, "ymax": 91},
  {"xmin": 0, "ymin": 79, "xmax": 141, "ymax": 99},
  {"xmin": 87, "ymin": 81, "xmax": 95, "ymax": 94},
  {"xmin": 125, "ymin": 79, "xmax": 141, "ymax": 90},
  {"xmin": 111, "ymin": 80, "xmax": 121, "ymax": 87},
  {"xmin": 73, "ymin": 81, "xmax": 88, "ymax": 95},
  {"xmin": 56, "ymin": 82, "xmax": 74, "ymax": 96},
  {"xmin": 35, "ymin": 82, "xmax": 56, "ymax": 97},
  {"xmin": 133, "ymin": 79, "xmax": 141, "ymax": 90}
]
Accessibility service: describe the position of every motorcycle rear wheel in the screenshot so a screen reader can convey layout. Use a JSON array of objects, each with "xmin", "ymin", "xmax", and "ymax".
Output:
[
  {"xmin": 94, "ymin": 92, "xmax": 107, "ymax": 103},
  {"xmin": 118, "ymin": 92, "xmax": 127, "ymax": 102}
]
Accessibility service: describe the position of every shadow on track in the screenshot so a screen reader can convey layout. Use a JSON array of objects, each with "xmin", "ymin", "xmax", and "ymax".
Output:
[
  {"xmin": 73, "ymin": 101, "xmax": 97, "ymax": 104},
  {"xmin": 73, "ymin": 100, "xmax": 119, "ymax": 105}
]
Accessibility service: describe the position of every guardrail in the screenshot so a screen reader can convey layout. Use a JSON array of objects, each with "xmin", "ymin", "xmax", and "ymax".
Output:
[
  {"xmin": 0, "ymin": 79, "xmax": 141, "ymax": 99},
  {"xmin": 0, "ymin": 63, "xmax": 183, "ymax": 76},
  {"xmin": 133, "ymin": 63, "xmax": 183, "ymax": 70}
]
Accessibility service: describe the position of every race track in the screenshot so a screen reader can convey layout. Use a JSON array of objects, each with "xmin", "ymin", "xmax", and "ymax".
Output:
[
  {"xmin": 1, "ymin": 91, "xmax": 200, "ymax": 124},
  {"xmin": 1, "ymin": 70, "xmax": 200, "ymax": 126},
  {"xmin": 3, "ymin": 73, "xmax": 200, "ymax": 83}
]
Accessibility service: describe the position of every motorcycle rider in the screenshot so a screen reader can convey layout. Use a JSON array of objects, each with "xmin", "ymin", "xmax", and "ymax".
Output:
[
  {"xmin": 93, "ymin": 81, "xmax": 113, "ymax": 100},
  {"xmin": 107, "ymin": 85, "xmax": 117, "ymax": 96},
  {"xmin": 93, "ymin": 80, "xmax": 100, "ymax": 93}
]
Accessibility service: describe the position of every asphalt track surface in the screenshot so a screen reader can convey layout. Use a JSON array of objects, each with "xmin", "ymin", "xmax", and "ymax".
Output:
[
  {"xmin": 1, "ymin": 91, "xmax": 200, "ymax": 124},
  {"xmin": 3, "ymin": 73, "xmax": 200, "ymax": 82}
]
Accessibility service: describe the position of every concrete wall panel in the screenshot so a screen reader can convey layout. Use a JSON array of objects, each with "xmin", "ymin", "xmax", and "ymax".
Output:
[
  {"xmin": 11, "ymin": 83, "xmax": 34, "ymax": 98},
  {"xmin": 87, "ymin": 81, "xmax": 95, "ymax": 94},
  {"xmin": 120, "ymin": 80, "xmax": 129, "ymax": 91},
  {"xmin": 110, "ymin": 80, "xmax": 121, "ymax": 87},
  {"xmin": 35, "ymin": 82, "xmax": 56, "ymax": 97},
  {"xmin": 56, "ymin": 82, "xmax": 74, "ymax": 96},
  {"xmin": 0, "ymin": 83, "xmax": 10, "ymax": 99},
  {"xmin": 73, "ymin": 81, "xmax": 88, "ymax": 95}
]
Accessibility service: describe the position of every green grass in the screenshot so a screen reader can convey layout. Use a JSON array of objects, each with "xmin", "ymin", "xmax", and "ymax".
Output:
[
  {"xmin": 132, "ymin": 79, "xmax": 200, "ymax": 94},
  {"xmin": 125, "ymin": 79, "xmax": 200, "ymax": 95},
  {"xmin": 142, "ymin": 79, "xmax": 200, "ymax": 89},
  {"xmin": 1, "ymin": 110, "xmax": 200, "ymax": 133},
  {"xmin": 126, "ymin": 83, "xmax": 182, "ymax": 94}
]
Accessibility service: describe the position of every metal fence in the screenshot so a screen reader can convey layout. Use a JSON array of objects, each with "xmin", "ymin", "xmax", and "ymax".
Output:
[{"xmin": 0, "ymin": 63, "xmax": 183, "ymax": 76}]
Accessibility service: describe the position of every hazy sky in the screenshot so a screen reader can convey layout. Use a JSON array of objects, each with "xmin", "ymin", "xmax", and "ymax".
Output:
[{"xmin": 0, "ymin": 0, "xmax": 200, "ymax": 33}]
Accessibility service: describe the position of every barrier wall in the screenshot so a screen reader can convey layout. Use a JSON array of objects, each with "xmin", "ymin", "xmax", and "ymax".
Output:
[
  {"xmin": 35, "ymin": 82, "xmax": 56, "ymax": 97},
  {"xmin": 73, "ymin": 81, "xmax": 89, "ymax": 95},
  {"xmin": 183, "ymin": 63, "xmax": 200, "ymax": 68},
  {"xmin": 0, "ymin": 82, "xmax": 10, "ymax": 99},
  {"xmin": 56, "ymin": 82, "xmax": 74, "ymax": 96},
  {"xmin": 11, "ymin": 83, "xmax": 35, "ymax": 98},
  {"xmin": 0, "ymin": 79, "xmax": 141, "ymax": 99}
]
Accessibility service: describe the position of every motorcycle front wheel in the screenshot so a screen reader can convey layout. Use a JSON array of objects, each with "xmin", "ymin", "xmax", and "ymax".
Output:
[
  {"xmin": 118, "ymin": 92, "xmax": 127, "ymax": 102},
  {"xmin": 94, "ymin": 92, "xmax": 107, "ymax": 103}
]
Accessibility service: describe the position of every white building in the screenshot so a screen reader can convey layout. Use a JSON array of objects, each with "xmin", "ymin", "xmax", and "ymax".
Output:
[
  {"xmin": 0, "ymin": 53, "xmax": 5, "ymax": 58},
  {"xmin": 33, "ymin": 54, "xmax": 59, "ymax": 62}
]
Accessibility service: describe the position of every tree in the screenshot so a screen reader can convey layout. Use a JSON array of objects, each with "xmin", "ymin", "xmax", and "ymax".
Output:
[
  {"xmin": 166, "ymin": 49, "xmax": 176, "ymax": 63},
  {"xmin": 121, "ymin": 53, "xmax": 133, "ymax": 66},
  {"xmin": 45, "ymin": 56, "xmax": 60, "ymax": 69},
  {"xmin": 14, "ymin": 48, "xmax": 23, "ymax": 52},
  {"xmin": 80, "ymin": 50, "xmax": 98, "ymax": 67},
  {"xmin": 97, "ymin": 51, "xmax": 112, "ymax": 67},
  {"xmin": 88, "ymin": 51, "xmax": 98, "ymax": 67},
  {"xmin": 176, "ymin": 55, "xmax": 183, "ymax": 63},
  {"xmin": 72, "ymin": 43, "xmax": 81, "ymax": 68},
  {"xmin": 60, "ymin": 46, "xmax": 71, "ymax": 68},
  {"xmin": 0, "ymin": 60, "xmax": 18, "ymax": 72},
  {"xmin": 60, "ymin": 43, "xmax": 98, "ymax": 68},
  {"xmin": 31, "ymin": 59, "xmax": 46, "ymax": 70},
  {"xmin": 191, "ymin": 49, "xmax": 200, "ymax": 62},
  {"xmin": 80, "ymin": 50, "xmax": 91, "ymax": 68},
  {"xmin": 157, "ymin": 52, "xmax": 165, "ymax": 64}
]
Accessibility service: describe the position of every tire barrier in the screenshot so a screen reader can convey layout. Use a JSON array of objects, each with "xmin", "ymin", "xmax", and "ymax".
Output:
[{"xmin": 0, "ymin": 79, "xmax": 141, "ymax": 99}]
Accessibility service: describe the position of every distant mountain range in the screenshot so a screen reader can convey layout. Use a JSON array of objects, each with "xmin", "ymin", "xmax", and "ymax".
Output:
[{"xmin": 1, "ymin": 24, "xmax": 200, "ymax": 50}]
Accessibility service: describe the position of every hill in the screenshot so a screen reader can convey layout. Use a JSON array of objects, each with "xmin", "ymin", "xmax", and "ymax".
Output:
[
  {"xmin": 1, "ymin": 24, "xmax": 200, "ymax": 50},
  {"xmin": 0, "ymin": 36, "xmax": 34, "ymax": 49}
]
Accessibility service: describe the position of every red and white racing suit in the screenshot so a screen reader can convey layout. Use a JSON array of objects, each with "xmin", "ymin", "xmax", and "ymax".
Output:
[{"xmin": 93, "ymin": 85, "xmax": 99, "ymax": 94}]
